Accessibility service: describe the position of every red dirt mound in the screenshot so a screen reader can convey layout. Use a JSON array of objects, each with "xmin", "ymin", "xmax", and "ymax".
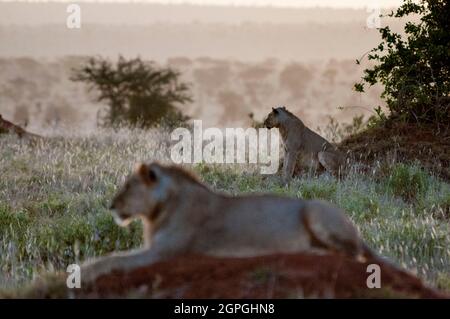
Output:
[
  {"xmin": 339, "ymin": 122, "xmax": 450, "ymax": 180},
  {"xmin": 77, "ymin": 253, "xmax": 446, "ymax": 299}
]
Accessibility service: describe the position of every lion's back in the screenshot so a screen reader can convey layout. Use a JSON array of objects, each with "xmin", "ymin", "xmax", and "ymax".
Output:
[{"xmin": 192, "ymin": 195, "xmax": 312, "ymax": 257}]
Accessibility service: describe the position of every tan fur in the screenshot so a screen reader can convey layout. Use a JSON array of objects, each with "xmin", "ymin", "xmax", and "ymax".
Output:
[
  {"xmin": 80, "ymin": 162, "xmax": 372, "ymax": 283},
  {"xmin": 263, "ymin": 107, "xmax": 345, "ymax": 182}
]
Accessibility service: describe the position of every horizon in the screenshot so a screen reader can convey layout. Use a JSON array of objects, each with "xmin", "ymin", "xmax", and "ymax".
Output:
[
  {"xmin": 0, "ymin": 0, "xmax": 403, "ymax": 9},
  {"xmin": 1, "ymin": 0, "xmax": 399, "ymax": 128}
]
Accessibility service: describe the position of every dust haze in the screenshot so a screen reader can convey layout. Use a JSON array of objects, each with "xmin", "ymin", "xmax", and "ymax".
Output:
[{"xmin": 0, "ymin": 2, "xmax": 406, "ymax": 131}]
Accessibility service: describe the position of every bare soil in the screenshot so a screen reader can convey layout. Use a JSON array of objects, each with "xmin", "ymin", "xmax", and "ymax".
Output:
[
  {"xmin": 61, "ymin": 253, "xmax": 447, "ymax": 299},
  {"xmin": 340, "ymin": 121, "xmax": 450, "ymax": 180}
]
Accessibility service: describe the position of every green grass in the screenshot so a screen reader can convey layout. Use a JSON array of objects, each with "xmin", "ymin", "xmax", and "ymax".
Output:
[
  {"xmin": 382, "ymin": 163, "xmax": 431, "ymax": 202},
  {"xmin": 0, "ymin": 130, "xmax": 449, "ymax": 292}
]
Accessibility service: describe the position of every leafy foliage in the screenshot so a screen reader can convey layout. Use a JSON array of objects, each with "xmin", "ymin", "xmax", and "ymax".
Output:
[
  {"xmin": 355, "ymin": 0, "xmax": 450, "ymax": 126},
  {"xmin": 72, "ymin": 56, "xmax": 192, "ymax": 128}
]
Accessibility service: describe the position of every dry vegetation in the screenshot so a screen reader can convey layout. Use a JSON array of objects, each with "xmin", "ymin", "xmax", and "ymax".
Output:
[{"xmin": 0, "ymin": 128, "xmax": 449, "ymax": 295}]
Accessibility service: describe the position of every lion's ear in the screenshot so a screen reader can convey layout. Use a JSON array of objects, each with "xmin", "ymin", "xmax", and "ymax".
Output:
[
  {"xmin": 135, "ymin": 162, "xmax": 147, "ymax": 176},
  {"xmin": 135, "ymin": 163, "xmax": 157, "ymax": 185}
]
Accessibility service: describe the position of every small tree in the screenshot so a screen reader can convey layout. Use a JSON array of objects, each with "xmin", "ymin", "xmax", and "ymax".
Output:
[
  {"xmin": 355, "ymin": 0, "xmax": 450, "ymax": 126},
  {"xmin": 72, "ymin": 56, "xmax": 192, "ymax": 128}
]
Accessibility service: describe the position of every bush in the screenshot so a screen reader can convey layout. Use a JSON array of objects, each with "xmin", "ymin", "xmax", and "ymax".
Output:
[
  {"xmin": 72, "ymin": 56, "xmax": 192, "ymax": 129},
  {"xmin": 355, "ymin": 0, "xmax": 450, "ymax": 126}
]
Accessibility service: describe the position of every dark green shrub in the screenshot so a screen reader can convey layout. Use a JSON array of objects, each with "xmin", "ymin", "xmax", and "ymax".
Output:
[{"xmin": 355, "ymin": 0, "xmax": 450, "ymax": 126}]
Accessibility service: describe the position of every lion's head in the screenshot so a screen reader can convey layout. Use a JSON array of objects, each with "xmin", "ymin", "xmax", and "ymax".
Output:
[
  {"xmin": 110, "ymin": 162, "xmax": 207, "ymax": 228},
  {"xmin": 110, "ymin": 162, "xmax": 175, "ymax": 227},
  {"xmin": 263, "ymin": 107, "xmax": 287, "ymax": 129}
]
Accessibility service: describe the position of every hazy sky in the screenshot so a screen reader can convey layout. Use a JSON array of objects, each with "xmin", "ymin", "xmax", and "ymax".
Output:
[
  {"xmin": 3, "ymin": 0, "xmax": 403, "ymax": 9},
  {"xmin": 138, "ymin": 0, "xmax": 402, "ymax": 8}
]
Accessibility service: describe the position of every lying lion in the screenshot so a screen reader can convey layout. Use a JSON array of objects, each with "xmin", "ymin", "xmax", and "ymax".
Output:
[
  {"xmin": 80, "ymin": 162, "xmax": 377, "ymax": 283},
  {"xmin": 263, "ymin": 107, "xmax": 345, "ymax": 182},
  {"xmin": 0, "ymin": 114, "xmax": 42, "ymax": 140}
]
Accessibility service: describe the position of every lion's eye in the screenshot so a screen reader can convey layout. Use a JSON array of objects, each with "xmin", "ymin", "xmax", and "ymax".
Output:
[{"xmin": 148, "ymin": 170, "xmax": 157, "ymax": 183}]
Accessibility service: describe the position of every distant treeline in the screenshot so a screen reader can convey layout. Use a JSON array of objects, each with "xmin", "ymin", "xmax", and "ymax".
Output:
[{"xmin": 0, "ymin": 56, "xmax": 382, "ymax": 130}]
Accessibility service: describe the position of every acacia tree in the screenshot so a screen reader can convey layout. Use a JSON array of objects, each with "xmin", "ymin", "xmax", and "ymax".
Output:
[
  {"xmin": 355, "ymin": 0, "xmax": 450, "ymax": 126},
  {"xmin": 72, "ymin": 56, "xmax": 192, "ymax": 128}
]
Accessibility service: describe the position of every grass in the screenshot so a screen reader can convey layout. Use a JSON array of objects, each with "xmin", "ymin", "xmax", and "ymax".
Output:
[{"xmin": 0, "ymin": 129, "xmax": 450, "ymax": 292}]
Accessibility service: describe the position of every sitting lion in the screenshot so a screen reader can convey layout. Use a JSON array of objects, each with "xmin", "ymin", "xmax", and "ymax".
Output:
[
  {"xmin": 80, "ymin": 162, "xmax": 376, "ymax": 283},
  {"xmin": 263, "ymin": 107, "xmax": 345, "ymax": 182}
]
